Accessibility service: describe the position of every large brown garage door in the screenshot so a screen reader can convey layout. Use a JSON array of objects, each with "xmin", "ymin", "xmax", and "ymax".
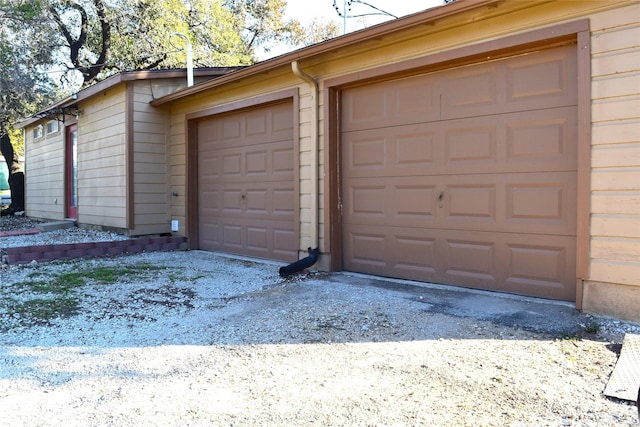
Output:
[
  {"xmin": 197, "ymin": 100, "xmax": 297, "ymax": 261},
  {"xmin": 341, "ymin": 45, "xmax": 578, "ymax": 300}
]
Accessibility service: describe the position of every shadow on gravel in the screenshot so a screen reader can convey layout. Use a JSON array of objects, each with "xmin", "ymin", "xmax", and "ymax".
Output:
[
  {"xmin": 339, "ymin": 274, "xmax": 593, "ymax": 339},
  {"xmin": 0, "ymin": 251, "xmax": 626, "ymax": 352}
]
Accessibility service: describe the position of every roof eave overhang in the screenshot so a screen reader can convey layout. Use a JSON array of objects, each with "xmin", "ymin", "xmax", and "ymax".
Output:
[
  {"xmin": 16, "ymin": 96, "xmax": 79, "ymax": 129},
  {"xmin": 150, "ymin": 0, "xmax": 500, "ymax": 107},
  {"xmin": 18, "ymin": 67, "xmax": 244, "ymax": 128}
]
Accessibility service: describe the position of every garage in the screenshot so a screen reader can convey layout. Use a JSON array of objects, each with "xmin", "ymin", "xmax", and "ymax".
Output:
[
  {"xmin": 196, "ymin": 100, "xmax": 297, "ymax": 261},
  {"xmin": 340, "ymin": 44, "xmax": 578, "ymax": 300}
]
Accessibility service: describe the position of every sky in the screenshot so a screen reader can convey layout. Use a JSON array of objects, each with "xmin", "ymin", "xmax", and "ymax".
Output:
[
  {"xmin": 286, "ymin": 0, "xmax": 446, "ymax": 27},
  {"xmin": 260, "ymin": 0, "xmax": 446, "ymax": 59}
]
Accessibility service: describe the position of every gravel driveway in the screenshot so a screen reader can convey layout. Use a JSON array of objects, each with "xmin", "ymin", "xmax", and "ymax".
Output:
[{"xmin": 1, "ymin": 218, "xmax": 639, "ymax": 426}]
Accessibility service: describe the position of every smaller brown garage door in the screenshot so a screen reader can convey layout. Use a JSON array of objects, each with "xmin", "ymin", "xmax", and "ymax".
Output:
[{"xmin": 197, "ymin": 100, "xmax": 297, "ymax": 261}]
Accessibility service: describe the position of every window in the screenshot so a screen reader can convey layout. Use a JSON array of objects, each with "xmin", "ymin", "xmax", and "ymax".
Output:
[
  {"xmin": 32, "ymin": 124, "xmax": 44, "ymax": 139},
  {"xmin": 46, "ymin": 120, "xmax": 59, "ymax": 134}
]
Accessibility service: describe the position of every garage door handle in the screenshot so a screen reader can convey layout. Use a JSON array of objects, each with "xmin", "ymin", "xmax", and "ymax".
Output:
[{"xmin": 437, "ymin": 191, "xmax": 444, "ymax": 201}]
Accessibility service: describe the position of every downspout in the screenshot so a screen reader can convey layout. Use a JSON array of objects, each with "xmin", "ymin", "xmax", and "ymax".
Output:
[{"xmin": 291, "ymin": 60, "xmax": 320, "ymax": 253}]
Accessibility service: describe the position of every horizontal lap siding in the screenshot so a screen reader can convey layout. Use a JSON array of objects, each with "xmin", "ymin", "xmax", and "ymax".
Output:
[
  {"xmin": 131, "ymin": 81, "xmax": 170, "ymax": 235},
  {"xmin": 78, "ymin": 86, "xmax": 127, "ymax": 228},
  {"xmin": 589, "ymin": 4, "xmax": 640, "ymax": 288},
  {"xmin": 24, "ymin": 127, "xmax": 66, "ymax": 220},
  {"xmin": 298, "ymin": 91, "xmax": 321, "ymax": 251}
]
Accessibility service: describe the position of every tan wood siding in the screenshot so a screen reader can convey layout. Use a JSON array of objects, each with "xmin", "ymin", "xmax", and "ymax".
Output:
[
  {"xmin": 589, "ymin": 4, "xmax": 640, "ymax": 289},
  {"xmin": 24, "ymin": 123, "xmax": 67, "ymax": 220},
  {"xmin": 131, "ymin": 81, "xmax": 171, "ymax": 235},
  {"xmin": 78, "ymin": 86, "xmax": 127, "ymax": 228}
]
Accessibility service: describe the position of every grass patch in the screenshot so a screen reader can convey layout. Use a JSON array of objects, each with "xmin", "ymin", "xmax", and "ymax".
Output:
[
  {"xmin": 168, "ymin": 273, "xmax": 206, "ymax": 282},
  {"xmin": 1, "ymin": 263, "xmax": 169, "ymax": 328},
  {"xmin": 13, "ymin": 297, "xmax": 80, "ymax": 325},
  {"xmin": 583, "ymin": 321, "xmax": 600, "ymax": 334}
]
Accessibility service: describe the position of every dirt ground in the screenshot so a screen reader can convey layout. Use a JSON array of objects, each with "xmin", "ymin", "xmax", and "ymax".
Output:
[{"xmin": 1, "ymin": 244, "xmax": 639, "ymax": 426}]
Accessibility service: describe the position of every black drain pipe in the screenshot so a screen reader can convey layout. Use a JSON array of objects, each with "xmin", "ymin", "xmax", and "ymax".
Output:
[{"xmin": 279, "ymin": 247, "xmax": 319, "ymax": 278}]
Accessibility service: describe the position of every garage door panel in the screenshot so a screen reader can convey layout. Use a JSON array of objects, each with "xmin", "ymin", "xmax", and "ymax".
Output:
[
  {"xmin": 273, "ymin": 228, "xmax": 296, "ymax": 258},
  {"xmin": 247, "ymin": 226, "xmax": 268, "ymax": 252},
  {"xmin": 198, "ymin": 152, "xmax": 220, "ymax": 178},
  {"xmin": 246, "ymin": 150, "xmax": 269, "ymax": 175},
  {"xmin": 506, "ymin": 106, "xmax": 577, "ymax": 169},
  {"xmin": 441, "ymin": 172, "xmax": 576, "ymax": 235},
  {"xmin": 444, "ymin": 238, "xmax": 497, "ymax": 284},
  {"xmin": 222, "ymin": 153, "xmax": 242, "ymax": 177},
  {"xmin": 203, "ymin": 184, "xmax": 295, "ymax": 220},
  {"xmin": 344, "ymin": 228, "xmax": 388, "ymax": 269},
  {"xmin": 273, "ymin": 147, "xmax": 295, "ymax": 175},
  {"xmin": 395, "ymin": 184, "xmax": 438, "ymax": 221},
  {"xmin": 341, "ymin": 45, "xmax": 577, "ymax": 300},
  {"xmin": 350, "ymin": 136, "xmax": 387, "ymax": 170},
  {"xmin": 197, "ymin": 100, "xmax": 296, "ymax": 261},
  {"xmin": 343, "ymin": 227, "xmax": 576, "ymax": 299},
  {"xmin": 344, "ymin": 176, "xmax": 438, "ymax": 227},
  {"xmin": 442, "ymin": 63, "xmax": 498, "ymax": 115},
  {"xmin": 246, "ymin": 141, "xmax": 295, "ymax": 180},
  {"xmin": 445, "ymin": 123, "xmax": 497, "ymax": 166},
  {"xmin": 442, "ymin": 108, "xmax": 576, "ymax": 173},
  {"xmin": 395, "ymin": 79, "xmax": 439, "ymax": 122},
  {"xmin": 504, "ymin": 172, "xmax": 577, "ymax": 233},
  {"xmin": 504, "ymin": 235, "xmax": 575, "ymax": 300},
  {"xmin": 508, "ymin": 184, "xmax": 567, "ymax": 223},
  {"xmin": 345, "ymin": 227, "xmax": 442, "ymax": 279},
  {"xmin": 441, "ymin": 45, "xmax": 577, "ymax": 120},
  {"xmin": 222, "ymin": 189, "xmax": 243, "ymax": 213},
  {"xmin": 343, "ymin": 126, "xmax": 437, "ymax": 177},
  {"xmin": 272, "ymin": 188, "xmax": 295, "ymax": 216},
  {"xmin": 201, "ymin": 141, "xmax": 294, "ymax": 183},
  {"xmin": 342, "ymin": 74, "xmax": 440, "ymax": 132},
  {"xmin": 246, "ymin": 110, "xmax": 268, "ymax": 137},
  {"xmin": 344, "ymin": 226, "xmax": 439, "ymax": 278},
  {"xmin": 396, "ymin": 130, "xmax": 437, "ymax": 167},
  {"xmin": 222, "ymin": 224, "xmax": 243, "ymax": 249},
  {"xmin": 343, "ymin": 226, "xmax": 576, "ymax": 298},
  {"xmin": 343, "ymin": 107, "xmax": 576, "ymax": 179},
  {"xmin": 198, "ymin": 102, "xmax": 294, "ymax": 150},
  {"xmin": 394, "ymin": 234, "xmax": 438, "ymax": 275},
  {"xmin": 446, "ymin": 184, "xmax": 497, "ymax": 223},
  {"xmin": 200, "ymin": 216, "xmax": 296, "ymax": 261},
  {"xmin": 505, "ymin": 47, "xmax": 577, "ymax": 106},
  {"xmin": 346, "ymin": 183, "xmax": 387, "ymax": 218},
  {"xmin": 344, "ymin": 176, "xmax": 574, "ymax": 235},
  {"xmin": 246, "ymin": 189, "xmax": 268, "ymax": 214}
]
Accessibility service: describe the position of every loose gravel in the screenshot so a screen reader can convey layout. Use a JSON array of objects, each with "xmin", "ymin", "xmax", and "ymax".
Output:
[{"xmin": 1, "ymin": 215, "xmax": 639, "ymax": 426}]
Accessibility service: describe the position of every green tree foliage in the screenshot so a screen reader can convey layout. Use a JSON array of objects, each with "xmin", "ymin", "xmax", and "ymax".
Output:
[
  {"xmin": 42, "ymin": 0, "xmax": 339, "ymax": 87},
  {"xmin": 0, "ymin": 1, "xmax": 56, "ymax": 128},
  {"xmin": 0, "ymin": 0, "xmax": 340, "ymax": 130},
  {"xmin": 48, "ymin": 0, "xmax": 111, "ymax": 84},
  {"xmin": 110, "ymin": 0, "xmax": 253, "ymax": 71}
]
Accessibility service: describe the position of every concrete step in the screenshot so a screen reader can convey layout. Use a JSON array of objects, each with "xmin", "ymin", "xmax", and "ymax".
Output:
[{"xmin": 36, "ymin": 220, "xmax": 76, "ymax": 232}]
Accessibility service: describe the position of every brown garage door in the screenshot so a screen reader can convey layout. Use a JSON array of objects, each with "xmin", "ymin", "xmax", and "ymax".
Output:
[
  {"xmin": 197, "ymin": 100, "xmax": 297, "ymax": 261},
  {"xmin": 341, "ymin": 45, "xmax": 578, "ymax": 300}
]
